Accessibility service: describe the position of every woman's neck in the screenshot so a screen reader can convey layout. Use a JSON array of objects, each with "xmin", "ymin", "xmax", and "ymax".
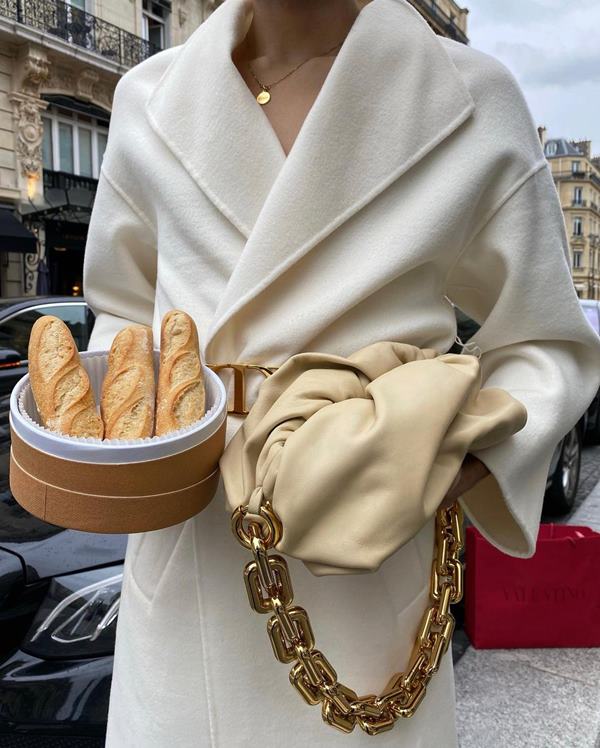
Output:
[{"xmin": 238, "ymin": 0, "xmax": 364, "ymax": 65}]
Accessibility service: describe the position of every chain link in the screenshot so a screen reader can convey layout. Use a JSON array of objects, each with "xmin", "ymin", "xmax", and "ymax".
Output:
[{"xmin": 230, "ymin": 499, "xmax": 464, "ymax": 735}]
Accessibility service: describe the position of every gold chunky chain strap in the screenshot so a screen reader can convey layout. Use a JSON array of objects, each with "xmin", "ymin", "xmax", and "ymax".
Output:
[{"xmin": 231, "ymin": 499, "xmax": 464, "ymax": 736}]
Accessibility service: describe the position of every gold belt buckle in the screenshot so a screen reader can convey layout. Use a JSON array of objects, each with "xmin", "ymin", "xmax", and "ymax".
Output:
[{"xmin": 207, "ymin": 363, "xmax": 278, "ymax": 416}]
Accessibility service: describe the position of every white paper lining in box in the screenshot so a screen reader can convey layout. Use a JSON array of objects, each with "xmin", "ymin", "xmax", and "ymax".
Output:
[{"xmin": 10, "ymin": 350, "xmax": 227, "ymax": 464}]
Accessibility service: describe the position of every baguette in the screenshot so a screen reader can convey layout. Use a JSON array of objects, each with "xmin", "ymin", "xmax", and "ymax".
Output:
[
  {"xmin": 28, "ymin": 316, "xmax": 104, "ymax": 438},
  {"xmin": 101, "ymin": 325, "xmax": 155, "ymax": 439},
  {"xmin": 155, "ymin": 310, "xmax": 205, "ymax": 436}
]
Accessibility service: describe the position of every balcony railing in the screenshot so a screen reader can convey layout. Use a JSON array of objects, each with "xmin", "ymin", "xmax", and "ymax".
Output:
[
  {"xmin": 553, "ymin": 171, "xmax": 589, "ymax": 180},
  {"xmin": 0, "ymin": 0, "xmax": 161, "ymax": 67},
  {"xmin": 552, "ymin": 171, "xmax": 600, "ymax": 191},
  {"xmin": 43, "ymin": 169, "xmax": 99, "ymax": 191}
]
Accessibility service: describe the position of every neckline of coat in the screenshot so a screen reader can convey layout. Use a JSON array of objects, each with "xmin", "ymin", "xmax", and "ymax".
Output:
[{"xmin": 144, "ymin": 0, "xmax": 476, "ymax": 360}]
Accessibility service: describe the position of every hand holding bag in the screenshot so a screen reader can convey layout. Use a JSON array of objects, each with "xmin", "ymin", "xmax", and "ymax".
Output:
[{"xmin": 219, "ymin": 341, "xmax": 528, "ymax": 735}]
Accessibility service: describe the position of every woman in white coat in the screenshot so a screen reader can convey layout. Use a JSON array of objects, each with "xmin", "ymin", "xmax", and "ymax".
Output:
[{"xmin": 82, "ymin": 0, "xmax": 600, "ymax": 744}]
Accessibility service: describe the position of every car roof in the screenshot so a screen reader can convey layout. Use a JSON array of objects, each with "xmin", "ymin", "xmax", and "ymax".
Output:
[{"xmin": 0, "ymin": 296, "xmax": 88, "ymax": 317}]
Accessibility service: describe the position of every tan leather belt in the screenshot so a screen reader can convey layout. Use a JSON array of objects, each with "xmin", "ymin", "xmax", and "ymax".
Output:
[{"xmin": 207, "ymin": 363, "xmax": 278, "ymax": 416}]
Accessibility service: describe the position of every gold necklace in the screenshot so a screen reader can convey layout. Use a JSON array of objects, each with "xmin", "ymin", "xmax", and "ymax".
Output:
[{"xmin": 247, "ymin": 40, "xmax": 344, "ymax": 105}]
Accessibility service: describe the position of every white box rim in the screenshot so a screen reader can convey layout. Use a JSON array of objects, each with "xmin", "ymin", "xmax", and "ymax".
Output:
[{"xmin": 9, "ymin": 350, "xmax": 227, "ymax": 465}]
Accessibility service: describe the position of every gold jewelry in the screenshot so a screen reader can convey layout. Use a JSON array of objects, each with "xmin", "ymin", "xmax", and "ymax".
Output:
[
  {"xmin": 231, "ymin": 499, "xmax": 464, "ymax": 735},
  {"xmin": 247, "ymin": 40, "xmax": 344, "ymax": 105}
]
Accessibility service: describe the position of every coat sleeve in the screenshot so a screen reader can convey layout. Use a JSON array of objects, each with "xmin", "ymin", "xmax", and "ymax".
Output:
[
  {"xmin": 82, "ymin": 164, "xmax": 158, "ymax": 352},
  {"xmin": 445, "ymin": 160, "xmax": 600, "ymax": 557}
]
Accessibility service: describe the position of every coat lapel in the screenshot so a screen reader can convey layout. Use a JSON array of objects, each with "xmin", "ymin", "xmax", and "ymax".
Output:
[
  {"xmin": 145, "ymin": 0, "xmax": 286, "ymax": 239},
  {"xmin": 145, "ymin": 0, "xmax": 475, "ymax": 357}
]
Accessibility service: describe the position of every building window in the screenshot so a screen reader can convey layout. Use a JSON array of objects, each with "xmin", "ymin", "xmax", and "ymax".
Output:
[
  {"xmin": 42, "ymin": 117, "xmax": 54, "ymax": 170},
  {"xmin": 142, "ymin": 0, "xmax": 168, "ymax": 50},
  {"xmin": 572, "ymin": 160, "xmax": 581, "ymax": 174},
  {"xmin": 573, "ymin": 251, "xmax": 583, "ymax": 269},
  {"xmin": 58, "ymin": 122, "xmax": 74, "ymax": 172},
  {"xmin": 574, "ymin": 186, "xmax": 583, "ymax": 205},
  {"xmin": 41, "ymin": 106, "xmax": 109, "ymax": 179},
  {"xmin": 78, "ymin": 127, "xmax": 93, "ymax": 177},
  {"xmin": 573, "ymin": 217, "xmax": 583, "ymax": 236},
  {"xmin": 544, "ymin": 141, "xmax": 558, "ymax": 157}
]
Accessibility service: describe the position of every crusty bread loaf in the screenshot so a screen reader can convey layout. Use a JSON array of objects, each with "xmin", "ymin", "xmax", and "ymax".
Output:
[
  {"xmin": 28, "ymin": 316, "xmax": 104, "ymax": 438},
  {"xmin": 100, "ymin": 325, "xmax": 155, "ymax": 439},
  {"xmin": 155, "ymin": 310, "xmax": 205, "ymax": 436}
]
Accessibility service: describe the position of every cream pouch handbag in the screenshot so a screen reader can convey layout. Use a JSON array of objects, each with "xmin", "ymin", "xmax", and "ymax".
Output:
[
  {"xmin": 219, "ymin": 340, "xmax": 528, "ymax": 735},
  {"xmin": 221, "ymin": 340, "xmax": 528, "ymax": 575}
]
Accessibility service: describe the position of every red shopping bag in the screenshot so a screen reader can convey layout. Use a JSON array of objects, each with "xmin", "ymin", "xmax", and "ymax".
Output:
[{"xmin": 465, "ymin": 524, "xmax": 600, "ymax": 648}]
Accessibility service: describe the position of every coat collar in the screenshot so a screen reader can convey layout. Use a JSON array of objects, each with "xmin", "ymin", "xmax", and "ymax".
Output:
[{"xmin": 145, "ymin": 0, "xmax": 475, "ymax": 357}]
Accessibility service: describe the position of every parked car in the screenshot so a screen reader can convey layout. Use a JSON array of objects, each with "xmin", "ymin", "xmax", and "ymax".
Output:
[
  {"xmin": 454, "ymin": 303, "xmax": 597, "ymax": 516},
  {"xmin": 0, "ymin": 297, "xmax": 95, "ymax": 396},
  {"xmin": 579, "ymin": 299, "xmax": 600, "ymax": 445},
  {"xmin": 0, "ymin": 297, "xmax": 123, "ymax": 742}
]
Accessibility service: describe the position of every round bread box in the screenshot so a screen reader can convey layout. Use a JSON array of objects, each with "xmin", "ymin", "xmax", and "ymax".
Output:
[{"xmin": 8, "ymin": 350, "xmax": 227, "ymax": 534}]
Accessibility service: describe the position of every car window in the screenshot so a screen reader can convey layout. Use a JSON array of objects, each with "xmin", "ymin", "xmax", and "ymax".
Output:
[
  {"xmin": 47, "ymin": 304, "xmax": 89, "ymax": 350},
  {"xmin": 0, "ymin": 309, "xmax": 42, "ymax": 358},
  {"xmin": 0, "ymin": 304, "xmax": 89, "ymax": 358},
  {"xmin": 86, "ymin": 306, "xmax": 96, "ymax": 345}
]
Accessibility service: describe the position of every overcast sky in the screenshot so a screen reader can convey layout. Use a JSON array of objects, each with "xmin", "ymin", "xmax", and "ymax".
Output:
[{"xmin": 467, "ymin": 0, "xmax": 600, "ymax": 153}]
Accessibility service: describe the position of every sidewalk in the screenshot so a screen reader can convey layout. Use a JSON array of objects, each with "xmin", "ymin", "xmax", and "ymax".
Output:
[{"xmin": 455, "ymin": 471, "xmax": 600, "ymax": 748}]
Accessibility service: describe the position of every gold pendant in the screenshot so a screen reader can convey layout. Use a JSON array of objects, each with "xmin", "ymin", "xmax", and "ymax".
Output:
[{"xmin": 256, "ymin": 89, "xmax": 271, "ymax": 105}]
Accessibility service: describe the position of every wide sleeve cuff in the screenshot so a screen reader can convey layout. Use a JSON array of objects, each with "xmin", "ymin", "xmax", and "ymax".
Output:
[
  {"xmin": 459, "ymin": 433, "xmax": 556, "ymax": 557},
  {"xmin": 445, "ymin": 164, "xmax": 600, "ymax": 558}
]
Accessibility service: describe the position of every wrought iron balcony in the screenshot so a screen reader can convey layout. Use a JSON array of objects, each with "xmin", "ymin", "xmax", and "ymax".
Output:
[
  {"xmin": 552, "ymin": 171, "xmax": 589, "ymax": 180},
  {"xmin": 43, "ymin": 169, "xmax": 98, "ymax": 191},
  {"xmin": 0, "ymin": 0, "xmax": 161, "ymax": 67}
]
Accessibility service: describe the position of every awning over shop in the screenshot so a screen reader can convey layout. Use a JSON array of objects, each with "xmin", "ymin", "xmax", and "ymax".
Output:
[{"xmin": 0, "ymin": 208, "xmax": 38, "ymax": 254}]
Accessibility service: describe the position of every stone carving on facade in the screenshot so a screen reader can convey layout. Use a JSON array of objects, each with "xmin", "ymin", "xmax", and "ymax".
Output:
[
  {"xmin": 10, "ymin": 43, "xmax": 115, "ymax": 193},
  {"xmin": 19, "ymin": 49, "xmax": 51, "ymax": 97},
  {"xmin": 46, "ymin": 61, "xmax": 114, "ymax": 111},
  {"xmin": 9, "ymin": 45, "xmax": 48, "ymax": 181},
  {"xmin": 45, "ymin": 63, "xmax": 76, "ymax": 94},
  {"xmin": 9, "ymin": 94, "xmax": 47, "ymax": 179},
  {"xmin": 77, "ymin": 68, "xmax": 110, "ymax": 109},
  {"xmin": 178, "ymin": 0, "xmax": 188, "ymax": 27}
]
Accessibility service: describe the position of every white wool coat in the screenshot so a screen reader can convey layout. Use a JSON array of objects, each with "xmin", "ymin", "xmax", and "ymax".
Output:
[{"xmin": 82, "ymin": 0, "xmax": 600, "ymax": 744}]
